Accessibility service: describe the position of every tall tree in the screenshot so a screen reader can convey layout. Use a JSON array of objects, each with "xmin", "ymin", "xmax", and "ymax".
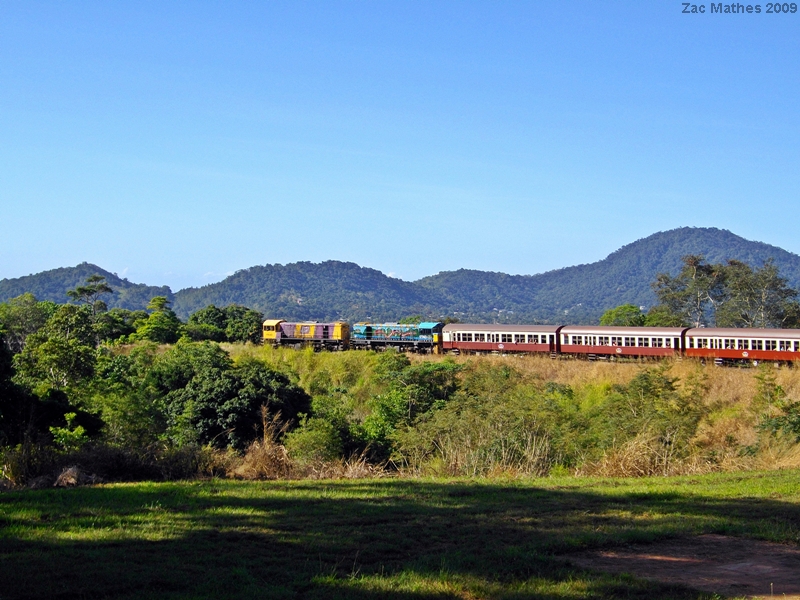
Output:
[
  {"xmin": 133, "ymin": 297, "xmax": 183, "ymax": 344},
  {"xmin": 651, "ymin": 255, "xmax": 727, "ymax": 327},
  {"xmin": 12, "ymin": 305, "xmax": 97, "ymax": 392},
  {"xmin": 599, "ymin": 304, "xmax": 645, "ymax": 327},
  {"xmin": 716, "ymin": 260, "xmax": 799, "ymax": 328},
  {"xmin": 67, "ymin": 275, "xmax": 113, "ymax": 317},
  {"xmin": 0, "ymin": 293, "xmax": 58, "ymax": 353},
  {"xmin": 224, "ymin": 305, "xmax": 264, "ymax": 344}
]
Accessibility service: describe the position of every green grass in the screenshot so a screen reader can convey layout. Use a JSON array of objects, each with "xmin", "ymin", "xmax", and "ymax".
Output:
[{"xmin": 3, "ymin": 470, "xmax": 800, "ymax": 599}]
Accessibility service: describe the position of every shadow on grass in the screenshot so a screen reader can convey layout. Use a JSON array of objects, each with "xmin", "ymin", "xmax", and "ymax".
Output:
[{"xmin": 2, "ymin": 475, "xmax": 800, "ymax": 599}]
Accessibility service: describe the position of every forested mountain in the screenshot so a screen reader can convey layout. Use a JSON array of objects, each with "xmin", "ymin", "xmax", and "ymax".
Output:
[
  {"xmin": 417, "ymin": 228, "xmax": 800, "ymax": 323},
  {"xmin": 172, "ymin": 261, "xmax": 439, "ymax": 322},
  {"xmin": 4, "ymin": 228, "xmax": 800, "ymax": 324},
  {"xmin": 0, "ymin": 263, "xmax": 174, "ymax": 310}
]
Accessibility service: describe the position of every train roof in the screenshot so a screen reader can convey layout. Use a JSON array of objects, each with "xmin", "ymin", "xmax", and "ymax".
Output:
[
  {"xmin": 262, "ymin": 319, "xmax": 284, "ymax": 326},
  {"xmin": 686, "ymin": 327, "xmax": 800, "ymax": 338},
  {"xmin": 560, "ymin": 325, "xmax": 688, "ymax": 336},
  {"xmin": 442, "ymin": 323, "xmax": 560, "ymax": 333}
]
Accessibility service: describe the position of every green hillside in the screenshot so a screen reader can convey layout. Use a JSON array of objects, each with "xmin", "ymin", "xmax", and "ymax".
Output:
[
  {"xmin": 0, "ymin": 263, "xmax": 174, "ymax": 310},
  {"xmin": 3, "ymin": 228, "xmax": 800, "ymax": 324},
  {"xmin": 172, "ymin": 261, "xmax": 440, "ymax": 322},
  {"xmin": 419, "ymin": 227, "xmax": 800, "ymax": 323}
]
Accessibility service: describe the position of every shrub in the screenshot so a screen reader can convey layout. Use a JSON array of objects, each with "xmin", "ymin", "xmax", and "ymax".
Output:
[{"xmin": 284, "ymin": 417, "xmax": 343, "ymax": 465}]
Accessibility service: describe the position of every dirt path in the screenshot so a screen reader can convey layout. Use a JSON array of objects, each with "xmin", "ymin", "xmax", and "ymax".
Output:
[{"xmin": 562, "ymin": 534, "xmax": 800, "ymax": 598}]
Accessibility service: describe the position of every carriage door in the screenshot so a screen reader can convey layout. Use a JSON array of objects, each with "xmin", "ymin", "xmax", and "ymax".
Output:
[{"xmin": 322, "ymin": 325, "xmax": 330, "ymax": 339}]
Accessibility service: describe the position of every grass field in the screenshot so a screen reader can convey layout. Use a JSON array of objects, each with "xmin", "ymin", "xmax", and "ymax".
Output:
[{"xmin": 3, "ymin": 470, "xmax": 800, "ymax": 599}]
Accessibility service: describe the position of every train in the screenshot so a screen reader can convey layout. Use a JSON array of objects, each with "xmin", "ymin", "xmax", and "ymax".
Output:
[{"xmin": 262, "ymin": 319, "xmax": 800, "ymax": 364}]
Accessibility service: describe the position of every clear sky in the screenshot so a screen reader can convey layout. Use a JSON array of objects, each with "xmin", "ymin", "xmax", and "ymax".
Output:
[{"xmin": 1, "ymin": 2, "xmax": 798, "ymax": 290}]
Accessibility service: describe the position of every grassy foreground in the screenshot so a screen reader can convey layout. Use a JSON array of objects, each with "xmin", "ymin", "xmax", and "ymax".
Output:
[{"xmin": 3, "ymin": 470, "xmax": 800, "ymax": 599}]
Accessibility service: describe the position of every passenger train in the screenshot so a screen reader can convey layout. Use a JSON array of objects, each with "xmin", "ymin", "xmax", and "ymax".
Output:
[{"xmin": 262, "ymin": 319, "xmax": 800, "ymax": 364}]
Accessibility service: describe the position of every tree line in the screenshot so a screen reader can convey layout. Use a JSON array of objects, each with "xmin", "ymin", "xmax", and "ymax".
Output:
[
  {"xmin": 0, "ymin": 276, "xmax": 303, "ymax": 468},
  {"xmin": 600, "ymin": 256, "xmax": 800, "ymax": 328}
]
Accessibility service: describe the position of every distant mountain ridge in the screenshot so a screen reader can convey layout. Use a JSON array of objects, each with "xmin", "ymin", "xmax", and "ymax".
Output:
[
  {"xmin": 3, "ymin": 228, "xmax": 800, "ymax": 324},
  {"xmin": 0, "ymin": 263, "xmax": 173, "ymax": 310}
]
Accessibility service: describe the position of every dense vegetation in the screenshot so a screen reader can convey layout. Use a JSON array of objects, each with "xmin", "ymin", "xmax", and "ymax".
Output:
[
  {"xmin": 601, "ymin": 255, "xmax": 800, "ymax": 328},
  {"xmin": 5, "ymin": 227, "xmax": 800, "ymax": 323},
  {"xmin": 3, "ymin": 272, "xmax": 800, "ymax": 488}
]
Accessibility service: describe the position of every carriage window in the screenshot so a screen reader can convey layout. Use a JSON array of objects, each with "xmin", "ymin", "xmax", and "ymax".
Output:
[
  {"xmin": 752, "ymin": 340, "xmax": 763, "ymax": 350},
  {"xmin": 514, "ymin": 334, "xmax": 524, "ymax": 343},
  {"xmin": 624, "ymin": 337, "xmax": 634, "ymax": 346},
  {"xmin": 687, "ymin": 338, "xmax": 694, "ymax": 348},
  {"xmin": 795, "ymin": 341, "xmax": 800, "ymax": 352},
  {"xmin": 652, "ymin": 338, "xmax": 663, "ymax": 348},
  {"xmin": 664, "ymin": 338, "xmax": 672, "ymax": 348},
  {"xmin": 465, "ymin": 333, "xmax": 473, "ymax": 342},
  {"xmin": 475, "ymin": 333, "xmax": 485, "ymax": 342},
  {"xmin": 612, "ymin": 336, "xmax": 622, "ymax": 346},
  {"xmin": 779, "ymin": 340, "xmax": 791, "ymax": 351},
  {"xmin": 766, "ymin": 340, "xmax": 776, "ymax": 351},
  {"xmin": 724, "ymin": 339, "xmax": 734, "ymax": 349},
  {"xmin": 571, "ymin": 336, "xmax": 581, "ymax": 345},
  {"xmin": 527, "ymin": 334, "xmax": 538, "ymax": 343},
  {"xmin": 638, "ymin": 338, "xmax": 649, "ymax": 347},
  {"xmin": 501, "ymin": 334, "xmax": 512, "ymax": 343},
  {"xmin": 737, "ymin": 339, "xmax": 748, "ymax": 350},
  {"xmin": 598, "ymin": 336, "xmax": 610, "ymax": 345}
]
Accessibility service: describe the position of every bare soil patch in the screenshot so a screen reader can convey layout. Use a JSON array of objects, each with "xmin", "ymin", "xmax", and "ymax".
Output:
[{"xmin": 562, "ymin": 534, "xmax": 800, "ymax": 598}]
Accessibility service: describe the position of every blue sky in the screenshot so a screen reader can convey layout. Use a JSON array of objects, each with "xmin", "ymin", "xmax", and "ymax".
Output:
[{"xmin": 1, "ymin": 2, "xmax": 798, "ymax": 290}]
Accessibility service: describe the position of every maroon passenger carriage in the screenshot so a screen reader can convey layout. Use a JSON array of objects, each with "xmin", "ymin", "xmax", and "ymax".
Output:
[
  {"xmin": 442, "ymin": 323, "xmax": 560, "ymax": 354},
  {"xmin": 559, "ymin": 326, "xmax": 688, "ymax": 359},
  {"xmin": 684, "ymin": 328, "xmax": 800, "ymax": 364}
]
